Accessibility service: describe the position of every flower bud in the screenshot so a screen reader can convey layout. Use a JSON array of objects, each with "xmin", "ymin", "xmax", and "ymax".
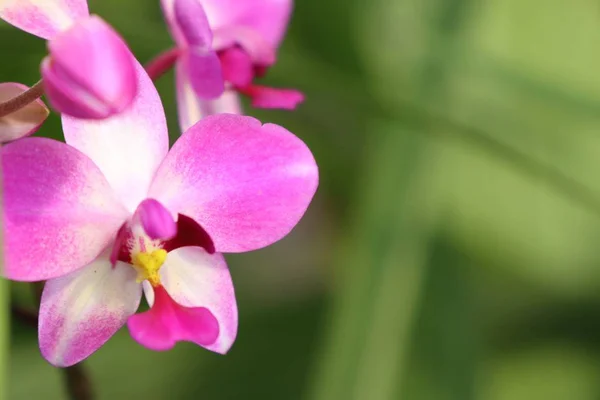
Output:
[
  {"xmin": 41, "ymin": 15, "xmax": 137, "ymax": 119},
  {"xmin": 0, "ymin": 82, "xmax": 49, "ymax": 143}
]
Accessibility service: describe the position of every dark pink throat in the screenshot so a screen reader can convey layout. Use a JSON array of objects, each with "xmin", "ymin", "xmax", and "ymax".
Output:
[{"xmin": 111, "ymin": 213, "xmax": 215, "ymax": 265}]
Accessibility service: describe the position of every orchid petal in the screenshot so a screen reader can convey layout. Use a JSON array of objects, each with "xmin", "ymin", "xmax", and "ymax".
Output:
[
  {"xmin": 148, "ymin": 114, "xmax": 319, "ymax": 252},
  {"xmin": 39, "ymin": 255, "xmax": 141, "ymax": 367},
  {"xmin": 0, "ymin": 82, "xmax": 48, "ymax": 143},
  {"xmin": 0, "ymin": 0, "xmax": 88, "ymax": 39},
  {"xmin": 62, "ymin": 61, "xmax": 169, "ymax": 212},
  {"xmin": 129, "ymin": 284, "xmax": 220, "ymax": 351},
  {"xmin": 199, "ymin": 0, "xmax": 292, "ymax": 47},
  {"xmin": 2, "ymin": 137, "xmax": 128, "ymax": 281},
  {"xmin": 182, "ymin": 50, "xmax": 224, "ymax": 100},
  {"xmin": 173, "ymin": 0, "xmax": 213, "ymax": 49},
  {"xmin": 218, "ymin": 46, "xmax": 254, "ymax": 88},
  {"xmin": 163, "ymin": 0, "xmax": 224, "ymax": 100},
  {"xmin": 175, "ymin": 62, "xmax": 241, "ymax": 131},
  {"xmin": 142, "ymin": 246, "xmax": 237, "ymax": 353}
]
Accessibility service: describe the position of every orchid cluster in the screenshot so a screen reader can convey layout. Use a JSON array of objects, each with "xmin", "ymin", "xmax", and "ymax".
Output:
[{"xmin": 0, "ymin": 0, "xmax": 318, "ymax": 368}]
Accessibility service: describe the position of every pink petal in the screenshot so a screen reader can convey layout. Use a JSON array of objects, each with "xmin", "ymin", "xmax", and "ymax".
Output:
[
  {"xmin": 160, "ymin": 0, "xmax": 187, "ymax": 46},
  {"xmin": 198, "ymin": 0, "xmax": 292, "ymax": 48},
  {"xmin": 133, "ymin": 198, "xmax": 177, "ymax": 241},
  {"xmin": 0, "ymin": 82, "xmax": 49, "ymax": 143},
  {"xmin": 173, "ymin": 0, "xmax": 213, "ymax": 50},
  {"xmin": 218, "ymin": 47, "xmax": 254, "ymax": 88},
  {"xmin": 142, "ymin": 246, "xmax": 236, "ymax": 353},
  {"xmin": 183, "ymin": 50, "xmax": 224, "ymax": 100},
  {"xmin": 39, "ymin": 254, "xmax": 142, "ymax": 367},
  {"xmin": 62, "ymin": 61, "xmax": 169, "ymax": 212},
  {"xmin": 166, "ymin": 0, "xmax": 224, "ymax": 100},
  {"xmin": 129, "ymin": 284, "xmax": 219, "ymax": 351},
  {"xmin": 0, "ymin": 0, "xmax": 88, "ymax": 39},
  {"xmin": 41, "ymin": 15, "xmax": 137, "ymax": 119},
  {"xmin": 2, "ymin": 137, "xmax": 129, "ymax": 281},
  {"xmin": 175, "ymin": 61, "xmax": 241, "ymax": 131},
  {"xmin": 243, "ymin": 85, "xmax": 305, "ymax": 109},
  {"xmin": 148, "ymin": 114, "xmax": 319, "ymax": 253}
]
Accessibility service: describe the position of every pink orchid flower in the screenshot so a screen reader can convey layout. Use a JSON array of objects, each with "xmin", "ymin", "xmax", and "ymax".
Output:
[
  {"xmin": 162, "ymin": 0, "xmax": 304, "ymax": 131},
  {"xmin": 2, "ymin": 62, "xmax": 319, "ymax": 367},
  {"xmin": 0, "ymin": 82, "xmax": 49, "ymax": 143},
  {"xmin": 0, "ymin": 1, "xmax": 137, "ymax": 119}
]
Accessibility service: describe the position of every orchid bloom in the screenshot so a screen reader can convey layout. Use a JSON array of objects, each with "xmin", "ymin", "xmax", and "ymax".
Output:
[
  {"xmin": 0, "ymin": 82, "xmax": 48, "ymax": 143},
  {"xmin": 162, "ymin": 0, "xmax": 304, "ymax": 131},
  {"xmin": 2, "ymin": 62, "xmax": 319, "ymax": 367},
  {"xmin": 0, "ymin": 1, "xmax": 137, "ymax": 119}
]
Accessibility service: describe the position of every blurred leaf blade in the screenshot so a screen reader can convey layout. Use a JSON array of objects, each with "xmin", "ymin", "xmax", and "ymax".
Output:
[{"xmin": 307, "ymin": 120, "xmax": 442, "ymax": 400}]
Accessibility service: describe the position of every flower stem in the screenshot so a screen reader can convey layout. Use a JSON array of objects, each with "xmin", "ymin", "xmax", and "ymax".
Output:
[
  {"xmin": 0, "ymin": 80, "xmax": 44, "ymax": 119},
  {"xmin": 145, "ymin": 48, "xmax": 181, "ymax": 81},
  {"xmin": 32, "ymin": 282, "xmax": 95, "ymax": 400},
  {"xmin": 11, "ymin": 305, "xmax": 37, "ymax": 327},
  {"xmin": 63, "ymin": 365, "xmax": 95, "ymax": 400},
  {"xmin": 0, "ymin": 279, "xmax": 8, "ymax": 400}
]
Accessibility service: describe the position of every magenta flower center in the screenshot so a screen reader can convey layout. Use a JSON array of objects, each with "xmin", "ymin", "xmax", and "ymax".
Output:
[{"xmin": 110, "ymin": 211, "xmax": 216, "ymax": 286}]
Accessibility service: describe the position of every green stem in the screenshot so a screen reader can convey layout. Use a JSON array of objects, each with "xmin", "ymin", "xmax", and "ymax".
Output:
[{"xmin": 0, "ymin": 278, "xmax": 7, "ymax": 400}]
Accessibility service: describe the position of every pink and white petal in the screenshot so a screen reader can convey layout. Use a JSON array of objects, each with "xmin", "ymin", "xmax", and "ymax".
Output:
[
  {"xmin": 173, "ymin": 0, "xmax": 213, "ymax": 50},
  {"xmin": 168, "ymin": 0, "xmax": 224, "ymax": 99},
  {"xmin": 200, "ymin": 0, "xmax": 292, "ymax": 47},
  {"xmin": 39, "ymin": 255, "xmax": 142, "ymax": 367},
  {"xmin": 148, "ymin": 114, "xmax": 319, "ymax": 252},
  {"xmin": 128, "ymin": 284, "xmax": 219, "ymax": 351},
  {"xmin": 160, "ymin": 0, "xmax": 182, "ymax": 45},
  {"xmin": 175, "ymin": 61, "xmax": 240, "ymax": 131},
  {"xmin": 0, "ymin": 0, "xmax": 88, "ymax": 40},
  {"xmin": 143, "ymin": 246, "xmax": 237, "ymax": 354},
  {"xmin": 62, "ymin": 61, "xmax": 169, "ymax": 212},
  {"xmin": 2, "ymin": 137, "xmax": 129, "ymax": 281},
  {"xmin": 0, "ymin": 82, "xmax": 48, "ymax": 143}
]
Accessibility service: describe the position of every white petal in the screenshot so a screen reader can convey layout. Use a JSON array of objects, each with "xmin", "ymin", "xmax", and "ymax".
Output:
[
  {"xmin": 62, "ymin": 61, "xmax": 169, "ymax": 212},
  {"xmin": 39, "ymin": 254, "xmax": 142, "ymax": 367}
]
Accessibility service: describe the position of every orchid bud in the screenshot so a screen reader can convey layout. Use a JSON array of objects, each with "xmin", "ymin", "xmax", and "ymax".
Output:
[
  {"xmin": 0, "ymin": 82, "xmax": 49, "ymax": 143},
  {"xmin": 41, "ymin": 15, "xmax": 137, "ymax": 119}
]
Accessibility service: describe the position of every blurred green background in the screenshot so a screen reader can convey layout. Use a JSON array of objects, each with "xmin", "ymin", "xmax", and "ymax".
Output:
[{"xmin": 4, "ymin": 0, "xmax": 600, "ymax": 398}]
